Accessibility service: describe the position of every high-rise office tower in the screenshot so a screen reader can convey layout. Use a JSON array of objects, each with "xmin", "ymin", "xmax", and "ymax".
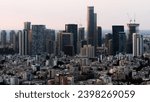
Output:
[
  {"xmin": 1, "ymin": 30, "xmax": 7, "ymax": 48},
  {"xmin": 97, "ymin": 26, "xmax": 102, "ymax": 47},
  {"xmin": 9, "ymin": 30, "xmax": 16, "ymax": 50},
  {"xmin": 133, "ymin": 33, "xmax": 143, "ymax": 57},
  {"xmin": 57, "ymin": 32, "xmax": 73, "ymax": 56},
  {"xmin": 105, "ymin": 33, "xmax": 112, "ymax": 55},
  {"xmin": 18, "ymin": 30, "xmax": 28, "ymax": 55},
  {"xmin": 127, "ymin": 23, "xmax": 139, "ymax": 54},
  {"xmin": 112, "ymin": 25, "xmax": 124, "ymax": 55},
  {"xmin": 65, "ymin": 24, "xmax": 78, "ymax": 55},
  {"xmin": 119, "ymin": 32, "xmax": 126, "ymax": 54},
  {"xmin": 9, "ymin": 30, "xmax": 15, "ymax": 44},
  {"xmin": 87, "ymin": 6, "xmax": 98, "ymax": 57},
  {"xmin": 27, "ymin": 30, "xmax": 32, "ymax": 55},
  {"xmin": 87, "ymin": 6, "xmax": 95, "ymax": 46},
  {"xmin": 78, "ymin": 27, "xmax": 85, "ymax": 41},
  {"xmin": 24, "ymin": 22, "xmax": 31, "ymax": 55},
  {"xmin": 32, "ymin": 25, "xmax": 46, "ymax": 55},
  {"xmin": 94, "ymin": 13, "xmax": 97, "ymax": 46},
  {"xmin": 47, "ymin": 40, "xmax": 55, "ymax": 55},
  {"xmin": 44, "ymin": 29, "xmax": 56, "ymax": 54},
  {"xmin": 78, "ymin": 27, "xmax": 85, "ymax": 54},
  {"xmin": 18, "ymin": 30, "xmax": 23, "ymax": 55},
  {"xmin": 105, "ymin": 33, "xmax": 112, "ymax": 48}
]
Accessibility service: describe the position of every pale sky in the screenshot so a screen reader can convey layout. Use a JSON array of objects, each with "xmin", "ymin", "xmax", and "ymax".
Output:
[{"xmin": 0, "ymin": 0, "xmax": 150, "ymax": 30}]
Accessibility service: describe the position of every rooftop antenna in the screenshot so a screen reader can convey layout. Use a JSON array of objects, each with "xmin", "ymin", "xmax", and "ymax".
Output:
[
  {"xmin": 127, "ymin": 13, "xmax": 132, "ymax": 23},
  {"xmin": 134, "ymin": 13, "xmax": 136, "ymax": 23}
]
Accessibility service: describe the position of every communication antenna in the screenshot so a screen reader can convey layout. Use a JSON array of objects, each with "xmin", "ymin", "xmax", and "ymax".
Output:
[
  {"xmin": 127, "ymin": 13, "xmax": 132, "ymax": 23},
  {"xmin": 134, "ymin": 13, "xmax": 136, "ymax": 23}
]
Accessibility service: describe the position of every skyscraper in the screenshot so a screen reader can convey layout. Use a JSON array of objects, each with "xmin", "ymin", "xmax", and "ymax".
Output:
[
  {"xmin": 32, "ymin": 25, "xmax": 46, "ymax": 55},
  {"xmin": 97, "ymin": 26, "xmax": 102, "ymax": 47},
  {"xmin": 18, "ymin": 30, "xmax": 23, "ymax": 55},
  {"xmin": 65, "ymin": 24, "xmax": 78, "ymax": 55},
  {"xmin": 127, "ymin": 23, "xmax": 139, "ymax": 54},
  {"xmin": 133, "ymin": 33, "xmax": 143, "ymax": 57},
  {"xmin": 9, "ymin": 30, "xmax": 16, "ymax": 53},
  {"xmin": 9, "ymin": 30, "xmax": 16, "ymax": 44},
  {"xmin": 94, "ymin": 13, "xmax": 97, "ymax": 46},
  {"xmin": 57, "ymin": 31, "xmax": 73, "ymax": 56},
  {"xmin": 78, "ymin": 27, "xmax": 85, "ymax": 54},
  {"xmin": 112, "ymin": 25, "xmax": 124, "ymax": 55},
  {"xmin": 105, "ymin": 33, "xmax": 112, "ymax": 55},
  {"xmin": 1, "ymin": 30, "xmax": 7, "ymax": 48},
  {"xmin": 87, "ymin": 6, "xmax": 95, "ymax": 46},
  {"xmin": 15, "ymin": 32, "xmax": 19, "ymax": 53},
  {"xmin": 78, "ymin": 27, "xmax": 85, "ymax": 41},
  {"xmin": 24, "ymin": 22, "xmax": 31, "ymax": 55},
  {"xmin": 44, "ymin": 29, "xmax": 55, "ymax": 54},
  {"xmin": 57, "ymin": 32, "xmax": 73, "ymax": 56},
  {"xmin": 119, "ymin": 32, "xmax": 126, "ymax": 54},
  {"xmin": 18, "ymin": 30, "xmax": 28, "ymax": 55}
]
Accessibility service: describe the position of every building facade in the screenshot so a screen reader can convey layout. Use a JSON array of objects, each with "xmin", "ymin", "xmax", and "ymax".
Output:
[
  {"xmin": 112, "ymin": 25, "xmax": 124, "ymax": 55},
  {"xmin": 133, "ymin": 33, "xmax": 143, "ymax": 57},
  {"xmin": 32, "ymin": 25, "xmax": 46, "ymax": 55}
]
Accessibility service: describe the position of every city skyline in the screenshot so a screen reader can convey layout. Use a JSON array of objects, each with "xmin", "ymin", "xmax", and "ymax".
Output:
[{"xmin": 0, "ymin": 0, "xmax": 150, "ymax": 30}]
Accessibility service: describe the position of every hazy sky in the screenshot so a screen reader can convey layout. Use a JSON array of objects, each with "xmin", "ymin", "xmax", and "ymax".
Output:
[{"xmin": 0, "ymin": 0, "xmax": 150, "ymax": 30}]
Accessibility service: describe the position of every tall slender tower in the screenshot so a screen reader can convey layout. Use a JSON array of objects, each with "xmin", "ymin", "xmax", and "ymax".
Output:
[
  {"xmin": 24, "ymin": 22, "xmax": 31, "ymax": 55},
  {"xmin": 87, "ymin": 6, "xmax": 95, "ymax": 46},
  {"xmin": 97, "ymin": 26, "xmax": 102, "ymax": 47},
  {"xmin": 127, "ymin": 23, "xmax": 139, "ymax": 54},
  {"xmin": 133, "ymin": 33, "xmax": 143, "ymax": 56},
  {"xmin": 18, "ymin": 30, "xmax": 28, "ymax": 55}
]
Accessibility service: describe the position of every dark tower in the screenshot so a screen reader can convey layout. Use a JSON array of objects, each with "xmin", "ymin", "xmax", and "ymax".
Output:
[
  {"xmin": 78, "ymin": 27, "xmax": 85, "ymax": 41},
  {"xmin": 65, "ymin": 24, "xmax": 78, "ymax": 55},
  {"xmin": 97, "ymin": 26, "xmax": 102, "ymax": 47},
  {"xmin": 112, "ymin": 25, "xmax": 124, "ymax": 55},
  {"xmin": 87, "ymin": 6, "xmax": 95, "ymax": 46}
]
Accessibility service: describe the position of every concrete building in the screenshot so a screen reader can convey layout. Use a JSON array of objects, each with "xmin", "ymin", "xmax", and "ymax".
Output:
[
  {"xmin": 133, "ymin": 33, "xmax": 143, "ymax": 57},
  {"xmin": 80, "ymin": 45, "xmax": 95, "ymax": 58},
  {"xmin": 9, "ymin": 30, "xmax": 16, "ymax": 45},
  {"xmin": 18, "ymin": 30, "xmax": 28, "ymax": 55},
  {"xmin": 127, "ymin": 23, "xmax": 139, "ymax": 54},
  {"xmin": 24, "ymin": 22, "xmax": 32, "ymax": 55}
]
